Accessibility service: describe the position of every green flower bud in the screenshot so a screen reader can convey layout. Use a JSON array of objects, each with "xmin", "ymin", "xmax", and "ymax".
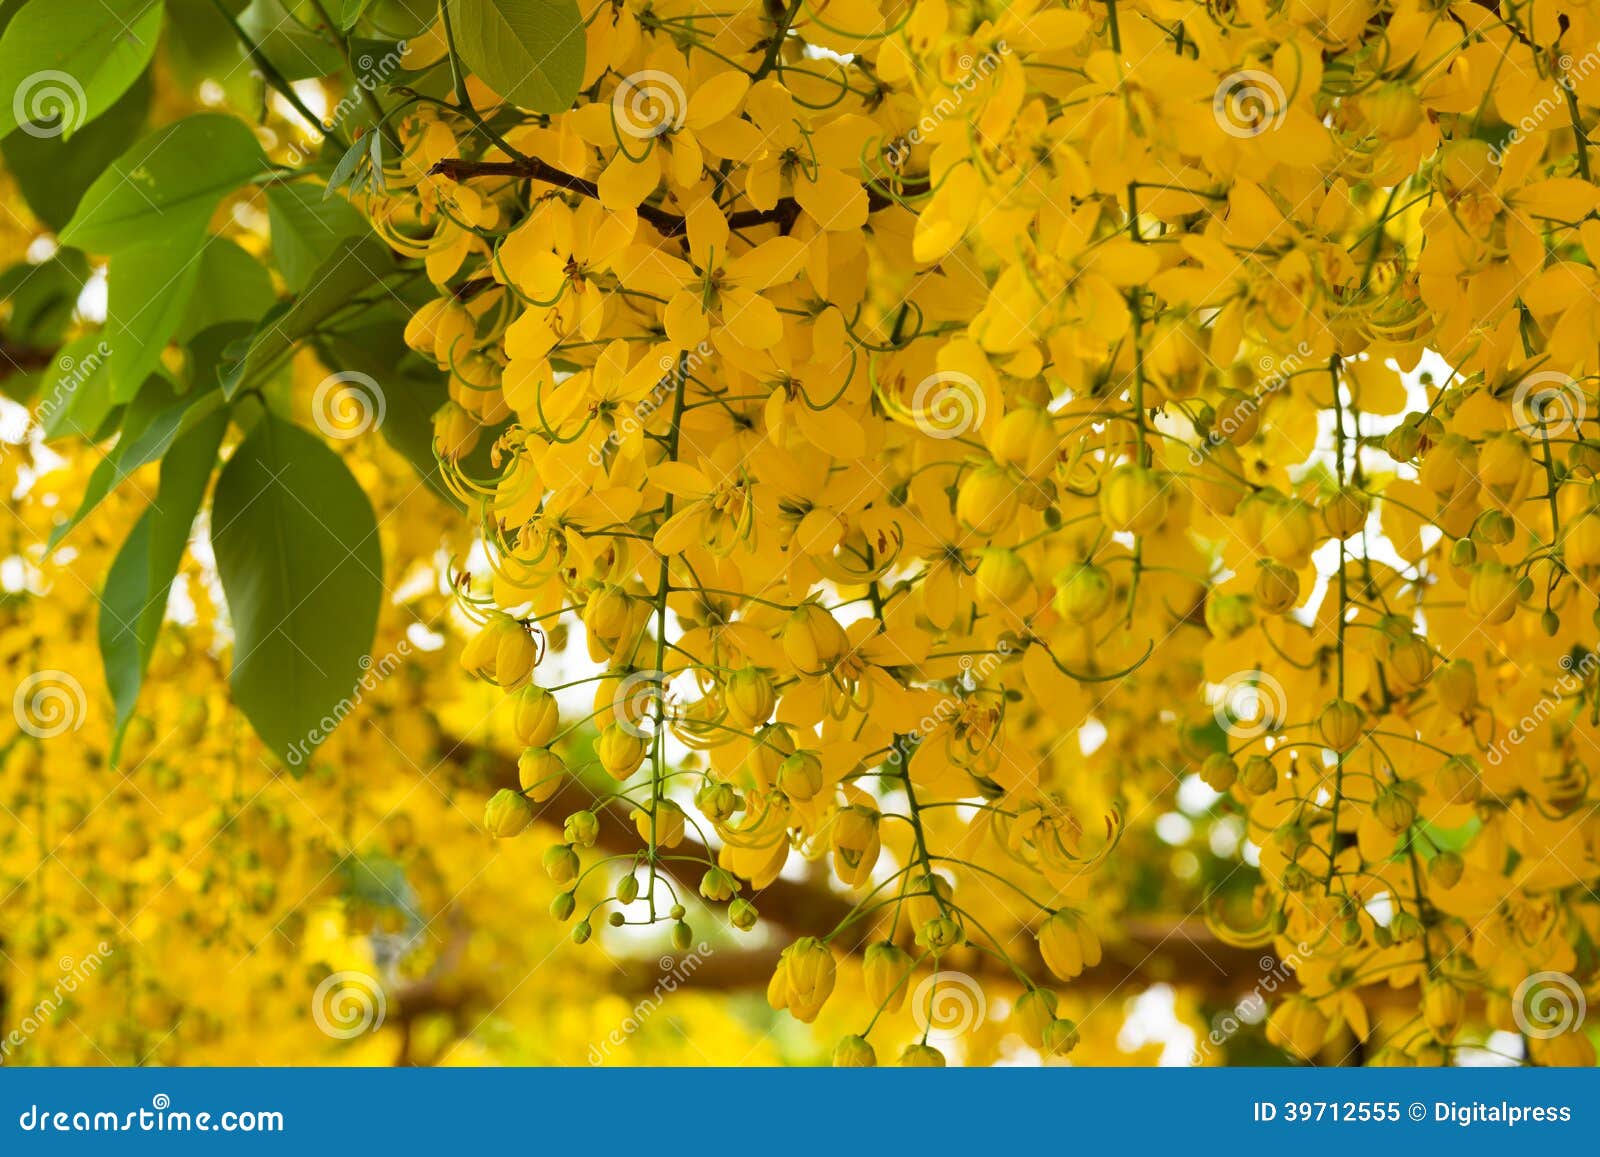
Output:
[
  {"xmin": 699, "ymin": 867, "xmax": 738, "ymax": 902},
  {"xmin": 543, "ymin": 842, "xmax": 579, "ymax": 884},
  {"xmin": 729, "ymin": 898, "xmax": 758, "ymax": 930},
  {"xmin": 564, "ymin": 810, "xmax": 600, "ymax": 847},
  {"xmin": 616, "ymin": 873, "xmax": 640, "ymax": 904},
  {"xmin": 483, "ymin": 788, "xmax": 535, "ymax": 838},
  {"xmin": 1042, "ymin": 1017, "xmax": 1080, "ymax": 1056},
  {"xmin": 833, "ymin": 1035, "xmax": 877, "ymax": 1067}
]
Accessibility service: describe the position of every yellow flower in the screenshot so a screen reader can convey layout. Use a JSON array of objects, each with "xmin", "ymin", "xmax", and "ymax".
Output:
[
  {"xmin": 1037, "ymin": 908, "xmax": 1101, "ymax": 980},
  {"xmin": 830, "ymin": 805, "xmax": 882, "ymax": 888},
  {"xmin": 767, "ymin": 937, "xmax": 836, "ymax": 1023},
  {"xmin": 484, "ymin": 789, "xmax": 535, "ymax": 838},
  {"xmin": 1267, "ymin": 996, "xmax": 1330, "ymax": 1061}
]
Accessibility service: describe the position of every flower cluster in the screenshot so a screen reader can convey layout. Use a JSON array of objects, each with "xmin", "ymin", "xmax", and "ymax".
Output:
[{"xmin": 334, "ymin": 0, "xmax": 1600, "ymax": 1065}]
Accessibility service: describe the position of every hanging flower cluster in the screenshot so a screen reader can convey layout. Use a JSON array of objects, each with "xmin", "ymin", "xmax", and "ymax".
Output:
[{"xmin": 348, "ymin": 0, "xmax": 1600, "ymax": 1066}]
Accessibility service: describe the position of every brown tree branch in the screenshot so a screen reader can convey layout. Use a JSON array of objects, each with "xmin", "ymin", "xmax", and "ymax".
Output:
[{"xmin": 427, "ymin": 156, "xmax": 928, "ymax": 241}]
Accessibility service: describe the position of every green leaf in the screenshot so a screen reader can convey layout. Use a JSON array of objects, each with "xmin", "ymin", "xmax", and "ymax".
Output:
[
  {"xmin": 59, "ymin": 116, "xmax": 268, "ymax": 401},
  {"xmin": 349, "ymin": 36, "xmax": 408, "ymax": 89},
  {"xmin": 99, "ymin": 509, "xmax": 156, "ymax": 757},
  {"xmin": 0, "ymin": 70, "xmax": 151, "ymax": 231},
  {"xmin": 48, "ymin": 376, "xmax": 222, "ymax": 549},
  {"xmin": 0, "ymin": 249, "xmax": 89, "ymax": 352},
  {"xmin": 98, "ymin": 405, "xmax": 227, "ymax": 762},
  {"xmin": 448, "ymin": 0, "xmax": 584, "ymax": 114},
  {"xmin": 317, "ymin": 323, "xmax": 459, "ymax": 505},
  {"xmin": 239, "ymin": 0, "xmax": 344, "ymax": 82},
  {"xmin": 222, "ymin": 236, "xmax": 399, "ymax": 398},
  {"xmin": 103, "ymin": 239, "xmax": 206, "ymax": 402},
  {"xmin": 0, "ymin": 0, "xmax": 162, "ymax": 138},
  {"xmin": 322, "ymin": 133, "xmax": 371, "ymax": 198},
  {"xmin": 338, "ymin": 0, "xmax": 371, "ymax": 29},
  {"xmin": 265, "ymin": 182, "xmax": 370, "ymax": 291},
  {"xmin": 211, "ymin": 413, "xmax": 383, "ymax": 764},
  {"xmin": 37, "ymin": 333, "xmax": 116, "ymax": 440},
  {"xmin": 183, "ymin": 319, "xmax": 256, "ymax": 395},
  {"xmin": 364, "ymin": 0, "xmax": 437, "ymax": 38},
  {"xmin": 177, "ymin": 236, "xmax": 277, "ymax": 343},
  {"xmin": 58, "ymin": 113, "xmax": 267, "ymax": 254}
]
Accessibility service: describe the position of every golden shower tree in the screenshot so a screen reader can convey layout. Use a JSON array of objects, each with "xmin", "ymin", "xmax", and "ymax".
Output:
[{"xmin": 2, "ymin": 0, "xmax": 1599, "ymax": 1065}]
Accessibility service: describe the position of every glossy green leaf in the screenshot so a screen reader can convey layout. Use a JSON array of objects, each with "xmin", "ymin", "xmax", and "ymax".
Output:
[
  {"xmin": 448, "ymin": 0, "xmax": 585, "ymax": 114},
  {"xmin": 211, "ymin": 413, "xmax": 383, "ymax": 765},
  {"xmin": 0, "ymin": 0, "xmax": 162, "ymax": 138},
  {"xmin": 58, "ymin": 113, "xmax": 267, "ymax": 254}
]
